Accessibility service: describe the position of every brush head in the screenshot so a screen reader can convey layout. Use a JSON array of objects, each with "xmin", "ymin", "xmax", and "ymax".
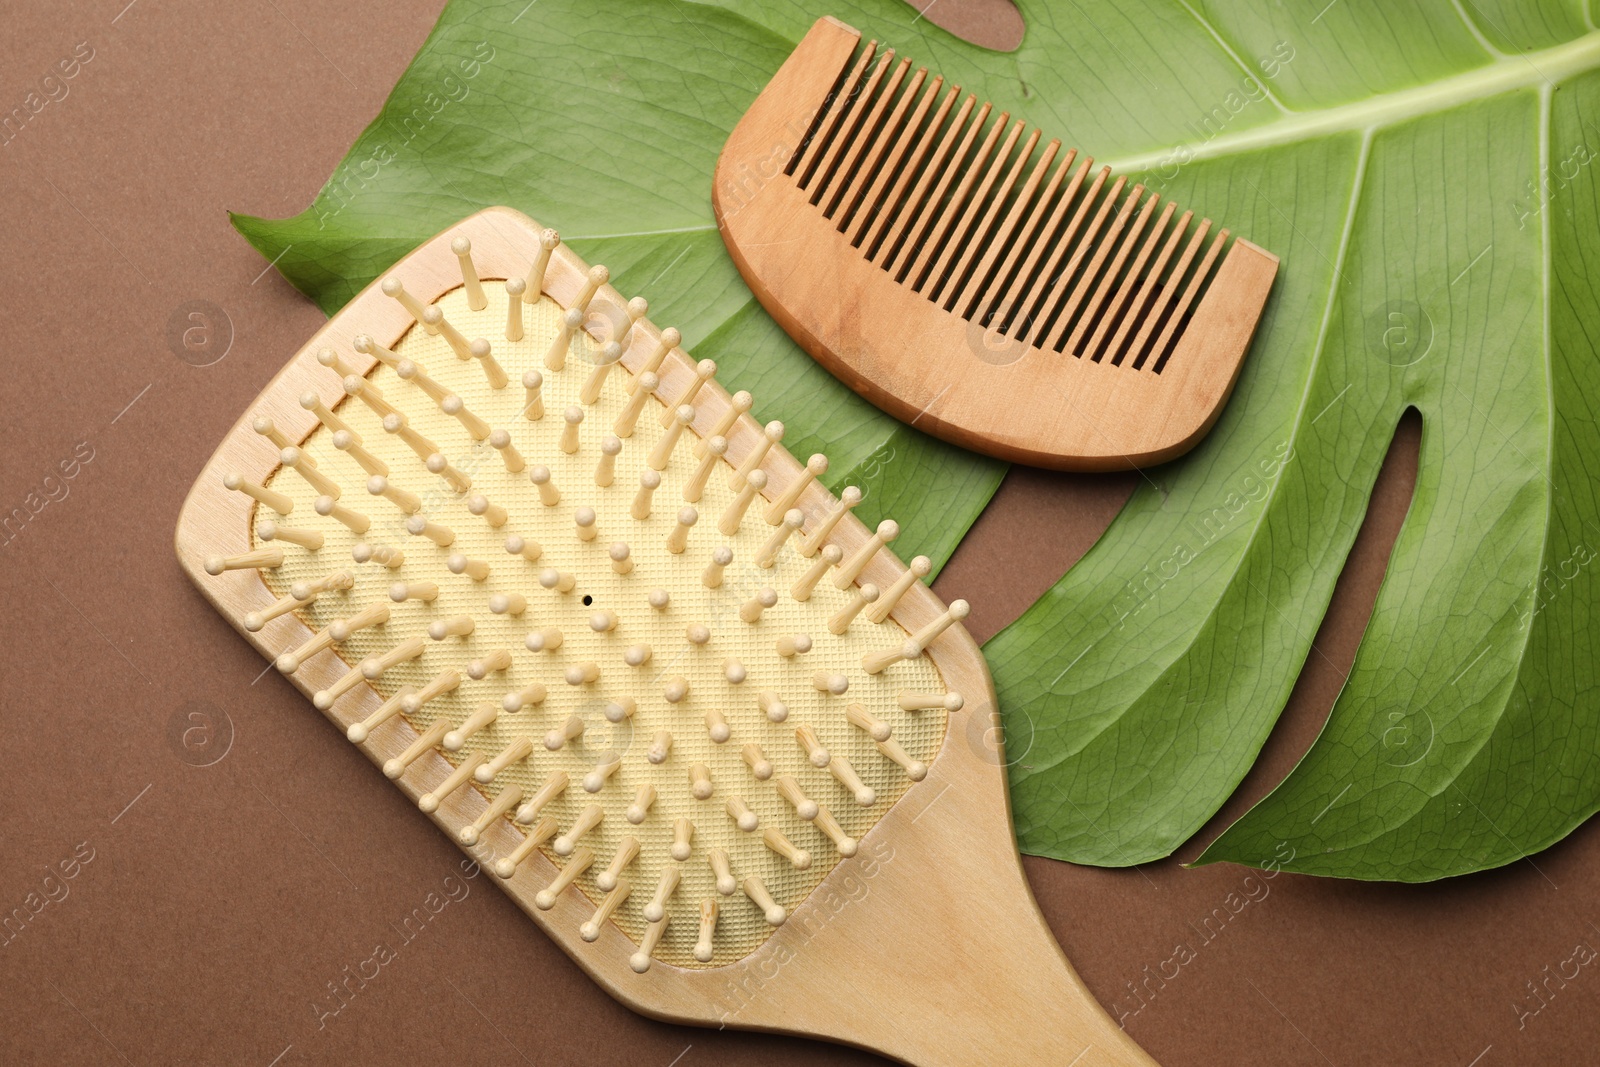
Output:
[{"xmin": 714, "ymin": 17, "xmax": 1280, "ymax": 471}]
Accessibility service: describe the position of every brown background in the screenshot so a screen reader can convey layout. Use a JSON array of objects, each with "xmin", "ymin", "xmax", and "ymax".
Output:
[{"xmin": 0, "ymin": 1, "xmax": 1593, "ymax": 1065}]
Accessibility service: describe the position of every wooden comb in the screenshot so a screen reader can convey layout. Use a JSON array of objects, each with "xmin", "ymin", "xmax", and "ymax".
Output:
[
  {"xmin": 715, "ymin": 16, "xmax": 1280, "ymax": 471},
  {"xmin": 175, "ymin": 207, "xmax": 1158, "ymax": 1066}
]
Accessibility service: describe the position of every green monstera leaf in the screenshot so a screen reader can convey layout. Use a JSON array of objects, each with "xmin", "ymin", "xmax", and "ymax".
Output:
[{"xmin": 234, "ymin": 0, "xmax": 1600, "ymax": 881}]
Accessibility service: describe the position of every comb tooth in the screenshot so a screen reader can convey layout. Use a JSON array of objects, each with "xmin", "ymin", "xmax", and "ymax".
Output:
[
  {"xmin": 589, "ymin": 436, "xmax": 620, "ymax": 491},
  {"xmin": 422, "ymin": 306, "xmax": 473, "ymax": 361},
  {"xmin": 352, "ymin": 542, "xmax": 404, "ymax": 569},
  {"xmin": 1045, "ymin": 183, "xmax": 1150, "ymax": 353},
  {"xmin": 877, "ymin": 736, "xmax": 929, "ymax": 781},
  {"xmin": 665, "ymin": 674, "xmax": 691, "ymax": 703},
  {"xmin": 829, "ymin": 754, "xmax": 876, "ymax": 807},
  {"xmin": 279, "ymin": 446, "xmax": 340, "ymax": 499},
  {"xmin": 812, "ymin": 672, "xmax": 849, "ymax": 698},
  {"xmin": 275, "ymin": 611, "xmax": 348, "ymax": 673},
  {"xmin": 400, "ymin": 669, "xmax": 460, "ymax": 714},
  {"xmin": 828, "ymin": 583, "xmax": 878, "ymax": 634},
  {"xmin": 418, "ymin": 751, "xmax": 484, "ymax": 814},
  {"xmin": 756, "ymin": 509, "xmax": 805, "ymax": 567},
  {"xmin": 610, "ymin": 541, "xmax": 634, "ymax": 575},
  {"xmin": 523, "ymin": 227, "xmax": 560, "ymax": 300},
  {"xmin": 742, "ymin": 743, "xmax": 774, "ymax": 780},
  {"xmin": 626, "ymin": 784, "xmax": 657, "ymax": 824},
  {"xmin": 504, "ymin": 278, "xmax": 527, "ymax": 340},
  {"xmin": 954, "ymin": 138, "xmax": 1064, "ymax": 319},
  {"xmin": 661, "ymin": 359, "xmax": 716, "ymax": 426},
  {"xmin": 702, "ymin": 545, "xmax": 733, "ymax": 588},
  {"xmin": 809, "ymin": 47, "xmax": 897, "ymax": 205},
  {"xmin": 666, "ymin": 505, "xmax": 699, "ymax": 554},
  {"xmin": 812, "ymin": 804, "xmax": 859, "ymax": 856},
  {"xmin": 606, "ymin": 699, "xmax": 638, "ymax": 726},
  {"xmin": 862, "ymin": 637, "xmax": 919, "ymax": 675},
  {"xmin": 894, "ymin": 100, "xmax": 996, "ymax": 284},
  {"xmin": 345, "ymin": 685, "xmax": 414, "ymax": 743},
  {"xmin": 834, "ymin": 518, "xmax": 899, "ymax": 588},
  {"xmin": 798, "ymin": 486, "xmax": 861, "ymax": 556},
  {"xmin": 678, "ymin": 621, "xmax": 704, "ymax": 646},
  {"xmin": 466, "ymin": 648, "xmax": 511, "ymax": 679},
  {"xmin": 583, "ymin": 751, "xmax": 623, "ymax": 793},
  {"xmin": 317, "ymin": 345, "xmax": 357, "ymax": 378},
  {"xmin": 791, "ymin": 38, "xmax": 878, "ymax": 182},
  {"xmin": 689, "ymin": 761, "xmax": 712, "ymax": 798},
  {"xmin": 775, "ymin": 633, "xmax": 813, "ymax": 658},
  {"xmin": 792, "ymin": 543, "xmax": 841, "ymax": 601},
  {"xmin": 444, "ymin": 702, "xmax": 500, "ymax": 751},
  {"xmin": 440, "ymin": 394, "xmax": 491, "ymax": 440},
  {"xmin": 554, "ymin": 802, "xmax": 605, "ymax": 857},
  {"xmin": 381, "ymin": 718, "xmax": 449, "ymax": 780},
  {"xmin": 499, "ymin": 678, "xmax": 543, "ymax": 709},
  {"xmin": 425, "ymin": 452, "xmax": 471, "ymax": 493},
  {"xmin": 1106, "ymin": 208, "xmax": 1190, "ymax": 367},
  {"xmin": 1081, "ymin": 199, "xmax": 1175, "ymax": 362},
  {"xmin": 726, "ymin": 796, "xmax": 759, "ymax": 831},
  {"xmin": 475, "ymin": 736, "xmax": 534, "ymax": 783},
  {"xmin": 731, "ymin": 421, "xmax": 784, "ymax": 490},
  {"xmin": 504, "ymin": 534, "xmax": 542, "ymax": 562},
  {"xmin": 795, "ymin": 723, "xmax": 832, "ymax": 767},
  {"xmin": 869, "ymin": 86, "xmax": 967, "ymax": 265},
  {"xmin": 468, "ymin": 338, "xmax": 508, "ymax": 389},
  {"xmin": 332, "ymin": 430, "xmax": 388, "ymax": 478},
  {"xmin": 846, "ymin": 701, "xmax": 893, "ymax": 742},
  {"xmin": 593, "ymin": 611, "xmax": 622, "ymax": 635},
  {"xmin": 925, "ymin": 120, "xmax": 1031, "ymax": 303},
  {"xmin": 575, "ymin": 506, "xmax": 599, "ymax": 544},
  {"xmin": 708, "ymin": 847, "xmax": 736, "ymax": 895},
  {"xmin": 697, "ymin": 390, "xmax": 751, "ymax": 453},
  {"xmin": 580, "ymin": 342, "xmax": 623, "ymax": 405},
  {"xmin": 596, "ymin": 835, "xmax": 639, "ymax": 889},
  {"xmin": 380, "ymin": 277, "xmax": 437, "ymax": 334},
  {"xmin": 743, "ymin": 875, "xmax": 787, "ymax": 926},
  {"xmin": 649, "ymin": 406, "xmax": 696, "ymax": 471},
  {"xmin": 912, "ymin": 598, "xmax": 970, "ymax": 651},
  {"xmin": 521, "ymin": 370, "xmax": 545, "ymax": 420},
  {"xmin": 361, "ymin": 636, "xmax": 427, "ymax": 682},
  {"xmin": 524, "ymin": 626, "xmax": 563, "ymax": 652},
  {"xmin": 529, "ymin": 465, "xmax": 560, "ymax": 507},
  {"xmin": 285, "ymin": 570, "xmax": 353, "ymax": 603},
  {"xmin": 1019, "ymin": 171, "xmax": 1125, "ymax": 347},
  {"xmin": 533, "ymin": 845, "xmax": 592, "ymax": 907},
  {"xmin": 256, "ymin": 520, "xmax": 321, "ymax": 551},
  {"xmin": 765, "ymin": 453, "xmax": 827, "ymax": 524},
  {"xmin": 352, "ymin": 334, "xmax": 401, "ymax": 370},
  {"xmin": 494, "ymin": 816, "xmax": 559, "ymax": 879},
  {"xmin": 903, "ymin": 688, "xmax": 960, "ymax": 712},
  {"xmin": 763, "ymin": 826, "xmax": 812, "ymax": 871},
  {"xmin": 366, "ymin": 475, "xmax": 420, "ymax": 515},
  {"xmin": 623, "ymin": 642, "xmax": 652, "ymax": 666},
  {"xmin": 466, "ymin": 493, "xmax": 509, "ymax": 527},
  {"xmin": 559, "ymin": 405, "xmax": 585, "ymax": 455},
  {"xmin": 672, "ymin": 817, "xmax": 695, "ymax": 860},
  {"xmin": 614, "ymin": 297, "xmax": 649, "ymax": 349},
  {"xmin": 251, "ymin": 415, "xmax": 310, "ymax": 459},
  {"xmin": 383, "ymin": 413, "xmax": 441, "ymax": 463},
  {"xmin": 795, "ymin": 41, "xmax": 884, "ymax": 192},
  {"xmin": 642, "ymin": 866, "xmax": 680, "ymax": 922},
  {"xmin": 758, "ymin": 690, "xmax": 789, "ymax": 723},
  {"xmin": 458, "ymin": 783, "xmax": 521, "ymax": 846},
  {"xmin": 223, "ymin": 471, "xmax": 293, "ymax": 515},
  {"xmin": 1006, "ymin": 161, "xmax": 1105, "ymax": 340},
  {"xmin": 694, "ymin": 898, "xmax": 718, "ymax": 962},
  {"xmin": 866, "ymin": 555, "xmax": 931, "ymax": 623},
  {"xmin": 515, "ymin": 770, "xmax": 569, "ymax": 824},
  {"xmin": 820, "ymin": 57, "xmax": 914, "ymax": 220},
  {"xmin": 719, "ymin": 469, "xmax": 767, "ymax": 536},
  {"xmin": 613, "ymin": 372, "xmax": 658, "ymax": 438},
  {"xmin": 397, "ymin": 358, "xmax": 450, "ymax": 404},
  {"xmin": 406, "ymin": 514, "xmax": 455, "ymax": 547},
  {"xmin": 631, "ymin": 328, "xmax": 680, "ymax": 393},
  {"xmin": 739, "ymin": 587, "xmax": 778, "ymax": 624},
  {"xmin": 1129, "ymin": 218, "xmax": 1211, "ymax": 369},
  {"xmin": 561, "ymin": 662, "xmax": 599, "ymax": 688},
  {"xmin": 629, "ymin": 915, "xmax": 670, "ymax": 973},
  {"xmin": 846, "ymin": 72, "xmax": 942, "ymax": 247},
  {"xmin": 571, "ymin": 264, "xmax": 609, "ymax": 316},
  {"xmin": 243, "ymin": 591, "xmax": 306, "ymax": 633},
  {"xmin": 342, "ymin": 374, "xmax": 400, "ymax": 421},
  {"xmin": 1149, "ymin": 227, "xmax": 1231, "ymax": 374},
  {"xmin": 547, "ymin": 307, "xmax": 583, "ymax": 371}
]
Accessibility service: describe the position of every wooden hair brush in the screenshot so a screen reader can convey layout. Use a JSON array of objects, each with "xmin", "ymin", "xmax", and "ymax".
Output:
[
  {"xmin": 715, "ymin": 16, "xmax": 1280, "ymax": 471},
  {"xmin": 175, "ymin": 207, "xmax": 1158, "ymax": 1066}
]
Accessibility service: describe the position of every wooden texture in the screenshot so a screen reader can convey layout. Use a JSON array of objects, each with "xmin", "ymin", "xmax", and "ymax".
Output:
[
  {"xmin": 173, "ymin": 206, "xmax": 1157, "ymax": 1065},
  {"xmin": 714, "ymin": 16, "xmax": 1279, "ymax": 471}
]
